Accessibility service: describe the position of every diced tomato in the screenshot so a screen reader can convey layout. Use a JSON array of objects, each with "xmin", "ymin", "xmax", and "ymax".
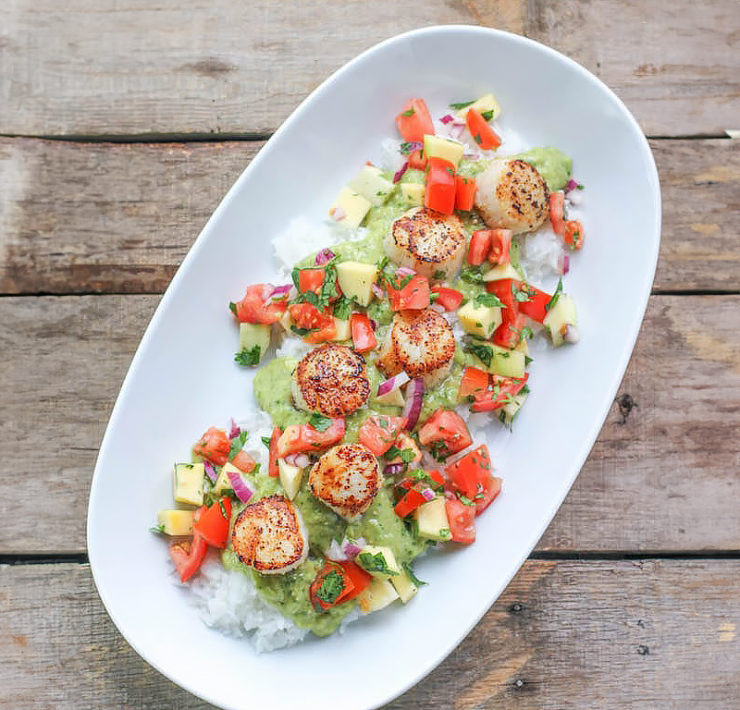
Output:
[
  {"xmin": 488, "ymin": 229, "xmax": 513, "ymax": 265},
  {"xmin": 431, "ymin": 285, "xmax": 464, "ymax": 311},
  {"xmin": 564, "ymin": 219, "xmax": 584, "ymax": 250},
  {"xmin": 470, "ymin": 373, "xmax": 529, "ymax": 413},
  {"xmin": 424, "ymin": 156, "xmax": 456, "ymax": 215},
  {"xmin": 350, "ymin": 313, "xmax": 377, "ymax": 353},
  {"xmin": 426, "ymin": 470, "xmax": 446, "ymax": 487},
  {"xmin": 418, "ymin": 409, "xmax": 472, "ymax": 457},
  {"xmin": 445, "ymin": 497, "xmax": 476, "ymax": 544},
  {"xmin": 466, "ymin": 108, "xmax": 502, "ymax": 150},
  {"xmin": 277, "ymin": 418, "xmax": 345, "ymax": 457},
  {"xmin": 231, "ymin": 450, "xmax": 257, "ymax": 473},
  {"xmin": 455, "ymin": 175, "xmax": 477, "ymax": 211},
  {"xmin": 387, "ymin": 274, "xmax": 430, "ymax": 311},
  {"xmin": 309, "ymin": 562, "xmax": 354, "ymax": 612},
  {"xmin": 395, "ymin": 99, "xmax": 434, "ymax": 143},
  {"xmin": 233, "ymin": 284, "xmax": 287, "ymax": 325},
  {"xmin": 193, "ymin": 498, "xmax": 232, "ymax": 549},
  {"xmin": 358, "ymin": 415, "xmax": 406, "ymax": 457},
  {"xmin": 485, "ymin": 277, "xmax": 517, "ymax": 310},
  {"xmin": 336, "ymin": 561, "xmax": 372, "ymax": 602},
  {"xmin": 408, "ymin": 149, "xmax": 428, "ymax": 170},
  {"xmin": 492, "ymin": 309, "xmax": 527, "ymax": 350},
  {"xmin": 516, "ymin": 283, "xmax": 552, "ymax": 324},
  {"xmin": 458, "ymin": 366, "xmax": 490, "ymax": 402},
  {"xmin": 549, "ymin": 191, "xmax": 566, "ymax": 236},
  {"xmin": 169, "ymin": 532, "xmax": 208, "ymax": 583},
  {"xmin": 297, "ymin": 268, "xmax": 325, "ymax": 295},
  {"xmin": 474, "ymin": 474, "xmax": 502, "ymax": 515},
  {"xmin": 268, "ymin": 426, "xmax": 281, "ymax": 477},
  {"xmin": 394, "ymin": 486, "xmax": 429, "ymax": 518},
  {"xmin": 445, "ymin": 444, "xmax": 493, "ymax": 499},
  {"xmin": 193, "ymin": 427, "xmax": 231, "ymax": 466},
  {"xmin": 288, "ymin": 303, "xmax": 336, "ymax": 343},
  {"xmin": 468, "ymin": 229, "xmax": 491, "ymax": 265}
]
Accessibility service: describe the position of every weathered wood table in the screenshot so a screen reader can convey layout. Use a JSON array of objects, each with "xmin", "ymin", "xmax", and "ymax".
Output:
[{"xmin": 1, "ymin": 2, "xmax": 739, "ymax": 707}]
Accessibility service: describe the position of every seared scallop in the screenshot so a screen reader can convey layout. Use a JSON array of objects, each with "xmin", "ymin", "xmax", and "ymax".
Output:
[
  {"xmin": 308, "ymin": 443, "xmax": 381, "ymax": 521},
  {"xmin": 292, "ymin": 344, "xmax": 370, "ymax": 418},
  {"xmin": 474, "ymin": 158, "xmax": 549, "ymax": 234},
  {"xmin": 231, "ymin": 495, "xmax": 308, "ymax": 575},
  {"xmin": 376, "ymin": 308, "xmax": 455, "ymax": 389},
  {"xmin": 384, "ymin": 207, "xmax": 467, "ymax": 281}
]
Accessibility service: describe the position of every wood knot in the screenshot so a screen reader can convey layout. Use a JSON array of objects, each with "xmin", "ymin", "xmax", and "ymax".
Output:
[
  {"xmin": 637, "ymin": 644, "xmax": 650, "ymax": 655},
  {"xmin": 616, "ymin": 393, "xmax": 637, "ymax": 424}
]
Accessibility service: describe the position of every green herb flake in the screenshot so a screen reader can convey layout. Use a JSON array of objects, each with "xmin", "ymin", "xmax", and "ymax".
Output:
[
  {"xmin": 261, "ymin": 436, "xmax": 271, "ymax": 449},
  {"xmin": 481, "ymin": 109, "xmax": 494, "ymax": 122},
  {"xmin": 456, "ymin": 491, "xmax": 475, "ymax": 506},
  {"xmin": 149, "ymin": 523, "xmax": 165, "ymax": 534},
  {"xmin": 433, "ymin": 269, "xmax": 446, "ymax": 280},
  {"xmin": 449, "ymin": 100, "xmax": 475, "ymax": 110},
  {"xmin": 546, "ymin": 277, "xmax": 564, "ymax": 313},
  {"xmin": 401, "ymin": 108, "xmax": 415, "ymax": 117},
  {"xmin": 402, "ymin": 561, "xmax": 427, "ymax": 587},
  {"xmin": 234, "ymin": 345, "xmax": 261, "ymax": 367},
  {"xmin": 333, "ymin": 295, "xmax": 353, "ymax": 321},
  {"xmin": 315, "ymin": 569, "xmax": 346, "ymax": 605},
  {"xmin": 309, "ymin": 413, "xmax": 332, "ymax": 432},
  {"xmin": 475, "ymin": 292, "xmax": 505, "ymax": 308},
  {"xmin": 358, "ymin": 551, "xmax": 399, "ymax": 576},
  {"xmin": 466, "ymin": 342, "xmax": 494, "ymax": 368},
  {"xmin": 385, "ymin": 446, "xmax": 416, "ymax": 464},
  {"xmin": 228, "ymin": 301, "xmax": 238, "ymax": 317}
]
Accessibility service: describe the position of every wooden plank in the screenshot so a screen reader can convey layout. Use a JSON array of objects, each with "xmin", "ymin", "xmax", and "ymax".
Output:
[
  {"xmin": 0, "ymin": 294, "xmax": 738, "ymax": 554},
  {"xmin": 2, "ymin": 560, "xmax": 740, "ymax": 708},
  {"xmin": 0, "ymin": 137, "xmax": 737, "ymax": 295},
  {"xmin": 1, "ymin": 1, "xmax": 738, "ymax": 138}
]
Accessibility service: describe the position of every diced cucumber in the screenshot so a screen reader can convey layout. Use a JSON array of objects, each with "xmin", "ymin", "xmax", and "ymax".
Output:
[
  {"xmin": 543, "ymin": 294, "xmax": 577, "ymax": 347},
  {"xmin": 335, "ymin": 261, "xmax": 378, "ymax": 307},
  {"xmin": 423, "ymin": 134, "xmax": 465, "ymax": 169},
  {"xmin": 157, "ymin": 509, "xmax": 195, "ymax": 536},
  {"xmin": 457, "ymin": 301, "xmax": 502, "ymax": 339},
  {"xmin": 278, "ymin": 458, "xmax": 303, "ymax": 500},
  {"xmin": 173, "ymin": 463, "xmax": 205, "ymax": 506},
  {"xmin": 390, "ymin": 570, "xmax": 418, "ymax": 603},
  {"xmin": 414, "ymin": 497, "xmax": 451, "ymax": 542},
  {"xmin": 237, "ymin": 323, "xmax": 271, "ymax": 365},
  {"xmin": 357, "ymin": 578, "xmax": 399, "ymax": 613},
  {"xmin": 356, "ymin": 545, "xmax": 401, "ymax": 579},
  {"xmin": 348, "ymin": 165, "xmax": 395, "ymax": 207}
]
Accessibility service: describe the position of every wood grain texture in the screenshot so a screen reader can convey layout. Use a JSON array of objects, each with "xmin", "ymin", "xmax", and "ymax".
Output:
[
  {"xmin": 1, "ymin": 294, "xmax": 738, "ymax": 554},
  {"xmin": 2, "ymin": 560, "xmax": 740, "ymax": 708},
  {"xmin": 1, "ymin": 0, "xmax": 738, "ymax": 137},
  {"xmin": 1, "ymin": 137, "xmax": 737, "ymax": 295}
]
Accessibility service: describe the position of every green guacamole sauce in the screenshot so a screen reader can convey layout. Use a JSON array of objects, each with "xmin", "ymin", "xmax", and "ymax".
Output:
[{"xmin": 513, "ymin": 147, "xmax": 572, "ymax": 191}]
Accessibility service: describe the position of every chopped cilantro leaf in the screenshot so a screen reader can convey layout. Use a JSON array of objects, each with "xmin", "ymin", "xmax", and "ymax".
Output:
[
  {"xmin": 456, "ymin": 491, "xmax": 475, "ymax": 506},
  {"xmin": 546, "ymin": 277, "xmax": 564, "ymax": 312},
  {"xmin": 291, "ymin": 325, "xmax": 318, "ymax": 336},
  {"xmin": 228, "ymin": 430, "xmax": 248, "ymax": 460},
  {"xmin": 401, "ymin": 108, "xmax": 415, "ymax": 117},
  {"xmin": 234, "ymin": 345, "xmax": 261, "ymax": 366},
  {"xmin": 481, "ymin": 109, "xmax": 494, "ymax": 121},
  {"xmin": 475, "ymin": 292, "xmax": 505, "ymax": 308},
  {"xmin": 358, "ymin": 551, "xmax": 398, "ymax": 576},
  {"xmin": 449, "ymin": 100, "xmax": 475, "ymax": 110},
  {"xmin": 333, "ymin": 295, "xmax": 353, "ymax": 321},
  {"xmin": 309, "ymin": 413, "xmax": 332, "ymax": 432},
  {"xmin": 460, "ymin": 265, "xmax": 485, "ymax": 284},
  {"xmin": 149, "ymin": 523, "xmax": 165, "ymax": 534},
  {"xmin": 466, "ymin": 341, "xmax": 494, "ymax": 368},
  {"xmin": 228, "ymin": 301, "xmax": 238, "ymax": 317},
  {"xmin": 433, "ymin": 269, "xmax": 446, "ymax": 280},
  {"xmin": 315, "ymin": 569, "xmax": 346, "ymax": 605},
  {"xmin": 385, "ymin": 446, "xmax": 416, "ymax": 463},
  {"xmin": 261, "ymin": 436, "xmax": 271, "ymax": 449},
  {"xmin": 402, "ymin": 561, "xmax": 427, "ymax": 587}
]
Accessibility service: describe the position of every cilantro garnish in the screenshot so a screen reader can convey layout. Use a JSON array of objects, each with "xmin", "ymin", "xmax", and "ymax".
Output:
[
  {"xmin": 402, "ymin": 561, "xmax": 427, "ymax": 587},
  {"xmin": 474, "ymin": 292, "xmax": 505, "ymax": 308},
  {"xmin": 481, "ymin": 109, "xmax": 494, "ymax": 121},
  {"xmin": 228, "ymin": 301, "xmax": 238, "ymax": 317},
  {"xmin": 333, "ymin": 295, "xmax": 353, "ymax": 321},
  {"xmin": 460, "ymin": 265, "xmax": 485, "ymax": 284},
  {"xmin": 545, "ymin": 277, "xmax": 564, "ymax": 312},
  {"xmin": 456, "ymin": 491, "xmax": 475, "ymax": 506},
  {"xmin": 228, "ymin": 430, "xmax": 248, "ymax": 460},
  {"xmin": 433, "ymin": 269, "xmax": 446, "ymax": 280},
  {"xmin": 401, "ymin": 108, "xmax": 415, "ymax": 117},
  {"xmin": 234, "ymin": 345, "xmax": 261, "ymax": 366},
  {"xmin": 358, "ymin": 551, "xmax": 398, "ymax": 576},
  {"xmin": 449, "ymin": 100, "xmax": 475, "ymax": 110},
  {"xmin": 261, "ymin": 436, "xmax": 271, "ymax": 449},
  {"xmin": 149, "ymin": 523, "xmax": 165, "ymax": 534},
  {"xmin": 315, "ymin": 569, "xmax": 346, "ymax": 605},
  {"xmin": 309, "ymin": 413, "xmax": 332, "ymax": 432},
  {"xmin": 466, "ymin": 341, "xmax": 494, "ymax": 368},
  {"xmin": 385, "ymin": 446, "xmax": 416, "ymax": 463},
  {"xmin": 290, "ymin": 325, "xmax": 318, "ymax": 337}
]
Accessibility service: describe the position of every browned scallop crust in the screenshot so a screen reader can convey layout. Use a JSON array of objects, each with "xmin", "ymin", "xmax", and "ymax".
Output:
[
  {"xmin": 308, "ymin": 443, "xmax": 381, "ymax": 521},
  {"xmin": 376, "ymin": 308, "xmax": 455, "ymax": 383},
  {"xmin": 292, "ymin": 344, "xmax": 370, "ymax": 417},
  {"xmin": 385, "ymin": 207, "xmax": 467, "ymax": 280},
  {"xmin": 231, "ymin": 495, "xmax": 308, "ymax": 575},
  {"xmin": 475, "ymin": 159, "xmax": 549, "ymax": 234}
]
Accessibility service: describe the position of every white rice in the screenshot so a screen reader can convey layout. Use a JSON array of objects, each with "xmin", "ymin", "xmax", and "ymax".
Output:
[{"xmin": 188, "ymin": 120, "xmax": 579, "ymax": 652}]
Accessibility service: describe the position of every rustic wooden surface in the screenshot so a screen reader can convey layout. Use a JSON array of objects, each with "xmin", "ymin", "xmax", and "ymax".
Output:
[{"xmin": 1, "ymin": 0, "xmax": 739, "ymax": 708}]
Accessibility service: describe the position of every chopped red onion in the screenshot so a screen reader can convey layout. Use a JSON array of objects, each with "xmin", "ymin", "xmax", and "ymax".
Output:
[
  {"xmin": 564, "ymin": 324, "xmax": 580, "ymax": 344},
  {"xmin": 228, "ymin": 419, "xmax": 240, "ymax": 440},
  {"xmin": 421, "ymin": 487, "xmax": 435, "ymax": 502},
  {"xmin": 203, "ymin": 460, "xmax": 217, "ymax": 483},
  {"xmin": 377, "ymin": 371, "xmax": 410, "ymax": 397},
  {"xmin": 325, "ymin": 539, "xmax": 347, "ymax": 562},
  {"xmin": 371, "ymin": 283, "xmax": 384, "ymax": 300},
  {"xmin": 341, "ymin": 537, "xmax": 366, "ymax": 559},
  {"xmin": 269, "ymin": 284, "xmax": 293, "ymax": 302},
  {"xmin": 315, "ymin": 248, "xmax": 335, "ymax": 265},
  {"xmin": 400, "ymin": 140, "xmax": 423, "ymax": 154},
  {"xmin": 396, "ymin": 266, "xmax": 416, "ymax": 278},
  {"xmin": 439, "ymin": 114, "xmax": 454, "ymax": 124},
  {"xmin": 402, "ymin": 378, "xmax": 425, "ymax": 430},
  {"xmin": 558, "ymin": 252, "xmax": 570, "ymax": 275},
  {"xmin": 393, "ymin": 162, "xmax": 408, "ymax": 184},
  {"xmin": 227, "ymin": 469, "xmax": 255, "ymax": 503},
  {"xmin": 285, "ymin": 453, "xmax": 310, "ymax": 468},
  {"xmin": 384, "ymin": 463, "xmax": 406, "ymax": 476},
  {"xmin": 565, "ymin": 178, "xmax": 579, "ymax": 192},
  {"xmin": 261, "ymin": 283, "xmax": 274, "ymax": 301},
  {"xmin": 449, "ymin": 124, "xmax": 465, "ymax": 141},
  {"xmin": 331, "ymin": 206, "xmax": 346, "ymax": 222}
]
